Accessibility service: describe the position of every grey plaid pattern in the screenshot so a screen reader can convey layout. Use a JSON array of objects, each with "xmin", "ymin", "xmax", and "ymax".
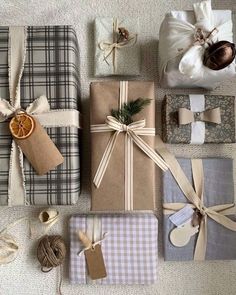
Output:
[
  {"xmin": 0, "ymin": 26, "xmax": 80, "ymax": 205},
  {"xmin": 69, "ymin": 214, "xmax": 158, "ymax": 285}
]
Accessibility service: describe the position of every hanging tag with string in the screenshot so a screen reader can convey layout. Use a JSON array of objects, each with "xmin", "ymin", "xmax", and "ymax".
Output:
[{"xmin": 9, "ymin": 110, "xmax": 63, "ymax": 175}]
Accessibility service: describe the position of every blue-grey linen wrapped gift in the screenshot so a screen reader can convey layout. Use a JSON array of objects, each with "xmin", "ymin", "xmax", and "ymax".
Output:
[
  {"xmin": 94, "ymin": 18, "xmax": 141, "ymax": 76},
  {"xmin": 162, "ymin": 157, "xmax": 236, "ymax": 261}
]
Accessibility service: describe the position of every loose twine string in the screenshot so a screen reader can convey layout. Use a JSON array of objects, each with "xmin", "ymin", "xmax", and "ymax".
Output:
[
  {"xmin": 37, "ymin": 235, "xmax": 66, "ymax": 295},
  {"xmin": 0, "ymin": 208, "xmax": 64, "ymax": 294}
]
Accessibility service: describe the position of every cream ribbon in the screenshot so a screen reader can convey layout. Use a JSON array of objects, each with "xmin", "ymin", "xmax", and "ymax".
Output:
[
  {"xmin": 0, "ymin": 208, "xmax": 59, "ymax": 265},
  {"xmin": 99, "ymin": 18, "xmax": 137, "ymax": 73},
  {"xmin": 156, "ymin": 136, "xmax": 236, "ymax": 261},
  {"xmin": 30, "ymin": 208, "xmax": 59, "ymax": 239},
  {"xmin": 0, "ymin": 27, "xmax": 81, "ymax": 206},
  {"xmin": 91, "ymin": 82, "xmax": 169, "ymax": 210},
  {"xmin": 178, "ymin": 107, "xmax": 221, "ymax": 125}
]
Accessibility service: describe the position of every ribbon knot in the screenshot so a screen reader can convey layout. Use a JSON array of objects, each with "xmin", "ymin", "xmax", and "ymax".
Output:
[
  {"xmin": 93, "ymin": 114, "xmax": 168, "ymax": 189},
  {"xmin": 199, "ymin": 205, "xmax": 207, "ymax": 216},
  {"xmin": 178, "ymin": 107, "xmax": 221, "ymax": 125},
  {"xmin": 193, "ymin": 27, "xmax": 218, "ymax": 46}
]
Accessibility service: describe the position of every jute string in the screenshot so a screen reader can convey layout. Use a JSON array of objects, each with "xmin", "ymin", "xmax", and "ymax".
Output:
[{"xmin": 37, "ymin": 235, "xmax": 66, "ymax": 295}]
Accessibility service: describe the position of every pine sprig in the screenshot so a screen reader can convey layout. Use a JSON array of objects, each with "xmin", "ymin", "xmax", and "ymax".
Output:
[{"xmin": 111, "ymin": 98, "xmax": 151, "ymax": 125}]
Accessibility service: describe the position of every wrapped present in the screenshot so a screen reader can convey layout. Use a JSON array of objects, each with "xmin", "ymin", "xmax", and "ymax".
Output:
[
  {"xmin": 94, "ymin": 18, "xmax": 141, "ymax": 76},
  {"xmin": 90, "ymin": 81, "xmax": 168, "ymax": 211},
  {"xmin": 69, "ymin": 214, "xmax": 158, "ymax": 284},
  {"xmin": 156, "ymin": 136, "xmax": 236, "ymax": 261},
  {"xmin": 0, "ymin": 26, "xmax": 81, "ymax": 206},
  {"xmin": 162, "ymin": 94, "xmax": 235, "ymax": 144},
  {"xmin": 158, "ymin": 0, "xmax": 236, "ymax": 89}
]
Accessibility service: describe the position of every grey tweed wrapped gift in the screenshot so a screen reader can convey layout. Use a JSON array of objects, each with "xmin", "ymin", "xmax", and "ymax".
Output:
[
  {"xmin": 163, "ymin": 158, "xmax": 236, "ymax": 261},
  {"xmin": 0, "ymin": 26, "xmax": 80, "ymax": 205}
]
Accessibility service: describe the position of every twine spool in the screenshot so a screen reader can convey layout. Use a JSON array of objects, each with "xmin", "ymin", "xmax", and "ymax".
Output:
[{"xmin": 37, "ymin": 235, "xmax": 66, "ymax": 272}]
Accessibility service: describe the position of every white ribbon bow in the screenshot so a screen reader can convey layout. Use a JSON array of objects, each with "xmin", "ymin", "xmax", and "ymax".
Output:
[
  {"xmin": 93, "ymin": 115, "xmax": 169, "ymax": 188},
  {"xmin": 0, "ymin": 95, "xmax": 50, "ymax": 121}
]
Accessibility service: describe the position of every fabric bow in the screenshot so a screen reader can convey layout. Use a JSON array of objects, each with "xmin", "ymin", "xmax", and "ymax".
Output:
[
  {"xmin": 93, "ymin": 115, "xmax": 169, "ymax": 188},
  {"xmin": 178, "ymin": 107, "xmax": 221, "ymax": 125},
  {"xmin": 155, "ymin": 136, "xmax": 236, "ymax": 261},
  {"xmin": 0, "ymin": 95, "xmax": 50, "ymax": 122},
  {"xmin": 159, "ymin": 0, "xmax": 234, "ymax": 81}
]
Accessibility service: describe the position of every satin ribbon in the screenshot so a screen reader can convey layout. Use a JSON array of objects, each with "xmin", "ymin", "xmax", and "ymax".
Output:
[
  {"xmin": 99, "ymin": 18, "xmax": 137, "ymax": 73},
  {"xmin": 0, "ymin": 27, "xmax": 81, "ymax": 206},
  {"xmin": 178, "ymin": 107, "xmax": 221, "ymax": 125},
  {"xmin": 155, "ymin": 136, "xmax": 236, "ymax": 261}
]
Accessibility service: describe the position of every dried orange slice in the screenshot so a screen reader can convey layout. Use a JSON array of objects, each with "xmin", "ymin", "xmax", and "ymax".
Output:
[{"xmin": 9, "ymin": 113, "xmax": 35, "ymax": 139}]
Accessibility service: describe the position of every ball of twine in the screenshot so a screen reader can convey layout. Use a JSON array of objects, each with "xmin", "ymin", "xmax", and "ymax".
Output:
[{"xmin": 37, "ymin": 235, "xmax": 66, "ymax": 272}]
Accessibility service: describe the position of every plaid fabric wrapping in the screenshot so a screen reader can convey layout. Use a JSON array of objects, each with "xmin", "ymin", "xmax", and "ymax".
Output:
[
  {"xmin": 70, "ymin": 214, "xmax": 158, "ymax": 284},
  {"xmin": 0, "ymin": 26, "xmax": 80, "ymax": 205}
]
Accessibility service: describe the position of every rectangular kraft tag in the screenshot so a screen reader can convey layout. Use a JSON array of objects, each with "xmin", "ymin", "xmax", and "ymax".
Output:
[
  {"xmin": 13, "ymin": 117, "xmax": 64, "ymax": 175},
  {"xmin": 84, "ymin": 244, "xmax": 107, "ymax": 280}
]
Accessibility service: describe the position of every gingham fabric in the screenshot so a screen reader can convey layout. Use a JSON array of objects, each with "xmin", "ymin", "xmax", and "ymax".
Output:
[
  {"xmin": 70, "ymin": 214, "xmax": 158, "ymax": 284},
  {"xmin": 0, "ymin": 26, "xmax": 80, "ymax": 205}
]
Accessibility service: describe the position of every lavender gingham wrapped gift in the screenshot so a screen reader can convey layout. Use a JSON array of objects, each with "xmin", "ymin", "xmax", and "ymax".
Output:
[
  {"xmin": 0, "ymin": 26, "xmax": 81, "ymax": 206},
  {"xmin": 70, "ymin": 214, "xmax": 158, "ymax": 284}
]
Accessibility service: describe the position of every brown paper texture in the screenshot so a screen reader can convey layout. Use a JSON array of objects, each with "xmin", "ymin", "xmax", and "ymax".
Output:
[
  {"xmin": 14, "ymin": 118, "xmax": 64, "ymax": 175},
  {"xmin": 84, "ymin": 244, "xmax": 107, "ymax": 280},
  {"xmin": 90, "ymin": 81, "xmax": 156, "ymax": 211}
]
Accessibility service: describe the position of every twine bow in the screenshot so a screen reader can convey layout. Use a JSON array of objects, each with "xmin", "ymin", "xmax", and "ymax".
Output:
[
  {"xmin": 92, "ymin": 115, "xmax": 169, "ymax": 189},
  {"xmin": 178, "ymin": 107, "xmax": 221, "ymax": 125},
  {"xmin": 156, "ymin": 136, "xmax": 236, "ymax": 261},
  {"xmin": 193, "ymin": 27, "xmax": 218, "ymax": 46},
  {"xmin": 98, "ymin": 18, "xmax": 137, "ymax": 73},
  {"xmin": 77, "ymin": 231, "xmax": 108, "ymax": 256}
]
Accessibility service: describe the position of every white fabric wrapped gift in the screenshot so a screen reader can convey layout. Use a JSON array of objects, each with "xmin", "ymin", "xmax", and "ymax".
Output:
[
  {"xmin": 158, "ymin": 0, "xmax": 236, "ymax": 89},
  {"xmin": 94, "ymin": 18, "xmax": 141, "ymax": 76}
]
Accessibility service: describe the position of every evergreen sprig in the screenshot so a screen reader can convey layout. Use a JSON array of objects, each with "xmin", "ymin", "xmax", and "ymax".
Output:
[{"xmin": 111, "ymin": 98, "xmax": 151, "ymax": 125}]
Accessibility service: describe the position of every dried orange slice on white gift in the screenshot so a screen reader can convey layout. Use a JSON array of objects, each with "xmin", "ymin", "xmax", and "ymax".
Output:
[{"xmin": 9, "ymin": 113, "xmax": 35, "ymax": 139}]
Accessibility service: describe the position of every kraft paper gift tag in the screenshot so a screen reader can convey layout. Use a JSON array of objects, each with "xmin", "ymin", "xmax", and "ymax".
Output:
[
  {"xmin": 78, "ymin": 231, "xmax": 107, "ymax": 280},
  {"xmin": 10, "ymin": 114, "xmax": 64, "ymax": 175}
]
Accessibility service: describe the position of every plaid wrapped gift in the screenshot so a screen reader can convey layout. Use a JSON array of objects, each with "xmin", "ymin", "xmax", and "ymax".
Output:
[
  {"xmin": 0, "ymin": 26, "xmax": 80, "ymax": 205},
  {"xmin": 162, "ymin": 158, "xmax": 236, "ymax": 261},
  {"xmin": 69, "ymin": 214, "xmax": 158, "ymax": 284}
]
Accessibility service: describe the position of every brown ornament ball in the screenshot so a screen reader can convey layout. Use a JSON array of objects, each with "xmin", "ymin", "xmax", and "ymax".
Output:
[{"xmin": 203, "ymin": 40, "xmax": 236, "ymax": 71}]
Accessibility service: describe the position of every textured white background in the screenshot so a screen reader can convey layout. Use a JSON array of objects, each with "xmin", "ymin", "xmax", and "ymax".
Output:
[{"xmin": 0, "ymin": 0, "xmax": 236, "ymax": 294}]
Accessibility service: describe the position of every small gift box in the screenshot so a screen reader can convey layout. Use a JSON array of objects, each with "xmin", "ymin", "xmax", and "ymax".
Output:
[
  {"xmin": 90, "ymin": 81, "xmax": 168, "ymax": 211},
  {"xmin": 94, "ymin": 18, "xmax": 141, "ymax": 76},
  {"xmin": 69, "ymin": 214, "xmax": 158, "ymax": 284},
  {"xmin": 162, "ymin": 157, "xmax": 236, "ymax": 261},
  {"xmin": 162, "ymin": 94, "xmax": 235, "ymax": 144},
  {"xmin": 0, "ymin": 26, "xmax": 81, "ymax": 206},
  {"xmin": 158, "ymin": 0, "xmax": 236, "ymax": 89}
]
